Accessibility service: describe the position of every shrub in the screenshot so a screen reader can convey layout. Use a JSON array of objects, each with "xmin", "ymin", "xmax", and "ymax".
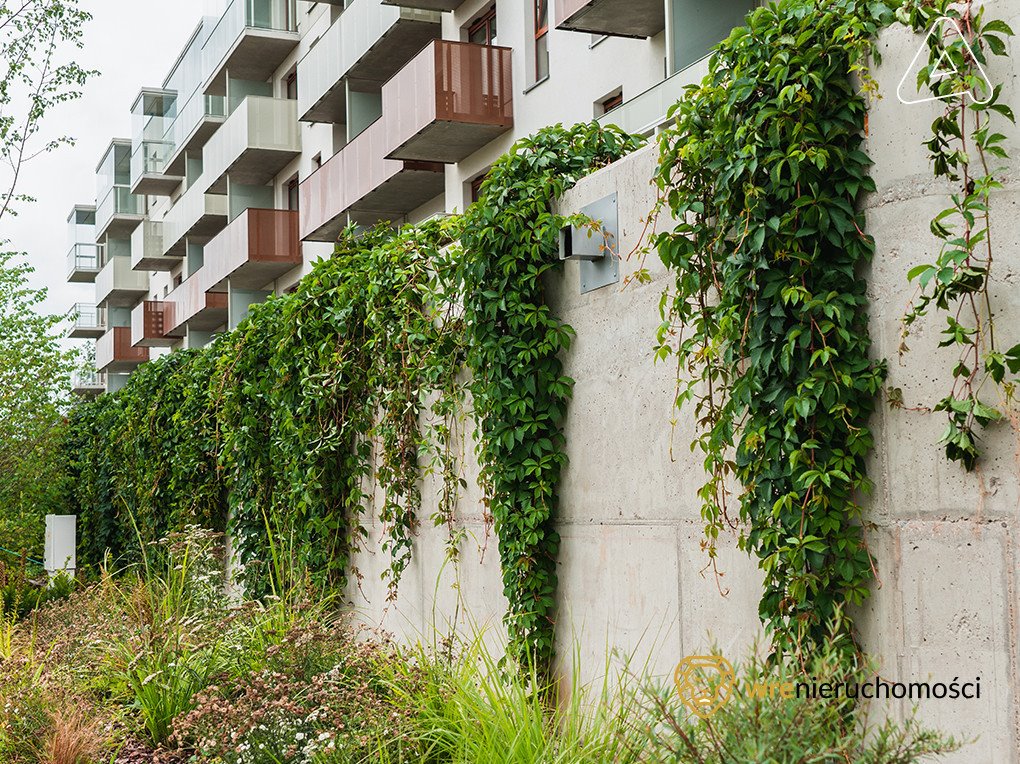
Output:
[
  {"xmin": 620, "ymin": 642, "xmax": 962, "ymax": 763},
  {"xmin": 174, "ymin": 620, "xmax": 426, "ymax": 764}
]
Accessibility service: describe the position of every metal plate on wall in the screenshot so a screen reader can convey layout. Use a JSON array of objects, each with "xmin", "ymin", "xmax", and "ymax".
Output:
[{"xmin": 578, "ymin": 193, "xmax": 619, "ymax": 294}]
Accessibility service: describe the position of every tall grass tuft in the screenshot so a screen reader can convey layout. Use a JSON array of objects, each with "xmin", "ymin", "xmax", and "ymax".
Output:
[{"xmin": 401, "ymin": 634, "xmax": 633, "ymax": 764}]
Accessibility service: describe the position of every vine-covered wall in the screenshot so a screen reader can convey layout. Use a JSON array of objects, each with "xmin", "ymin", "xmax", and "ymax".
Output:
[{"xmin": 61, "ymin": 1, "xmax": 1020, "ymax": 756}]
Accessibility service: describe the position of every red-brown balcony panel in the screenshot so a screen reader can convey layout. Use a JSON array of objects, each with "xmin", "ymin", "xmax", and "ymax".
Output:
[
  {"xmin": 555, "ymin": 0, "xmax": 666, "ymax": 38},
  {"xmin": 300, "ymin": 121, "xmax": 444, "ymax": 242},
  {"xmin": 203, "ymin": 208, "xmax": 303, "ymax": 290},
  {"xmin": 381, "ymin": 0, "xmax": 463, "ymax": 9},
  {"xmin": 384, "ymin": 40, "xmax": 513, "ymax": 164},
  {"xmin": 96, "ymin": 327, "xmax": 150, "ymax": 373},
  {"xmin": 166, "ymin": 277, "xmax": 229, "ymax": 333},
  {"xmin": 131, "ymin": 301, "xmax": 177, "ymax": 348}
]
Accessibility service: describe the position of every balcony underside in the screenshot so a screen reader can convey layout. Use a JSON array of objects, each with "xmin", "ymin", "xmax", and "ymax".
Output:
[
  {"xmin": 183, "ymin": 295, "xmax": 229, "ymax": 332},
  {"xmin": 68, "ymin": 268, "xmax": 100, "ymax": 284},
  {"xmin": 381, "ymin": 0, "xmax": 462, "ymax": 9},
  {"xmin": 205, "ymin": 30, "xmax": 300, "ymax": 96},
  {"xmin": 165, "ymin": 217, "xmax": 229, "ymax": 257},
  {"xmin": 67, "ymin": 325, "xmax": 105, "ymax": 340},
  {"xmin": 304, "ymin": 164, "xmax": 444, "ymax": 242},
  {"xmin": 207, "ymin": 146, "xmax": 301, "ymax": 194},
  {"xmin": 71, "ymin": 382, "xmax": 105, "ymax": 397},
  {"xmin": 349, "ymin": 18, "xmax": 441, "ymax": 85},
  {"xmin": 98, "ymin": 214, "xmax": 146, "ymax": 242},
  {"xmin": 555, "ymin": 0, "xmax": 666, "ymax": 38},
  {"xmin": 133, "ymin": 252, "xmax": 184, "ymax": 272},
  {"xmin": 388, "ymin": 120, "xmax": 511, "ymax": 164},
  {"xmin": 100, "ymin": 288, "xmax": 148, "ymax": 309},
  {"xmin": 302, "ymin": 85, "xmax": 347, "ymax": 125},
  {"xmin": 167, "ymin": 285, "xmax": 228, "ymax": 335},
  {"xmin": 132, "ymin": 172, "xmax": 184, "ymax": 197},
  {"xmin": 165, "ymin": 117, "xmax": 225, "ymax": 177}
]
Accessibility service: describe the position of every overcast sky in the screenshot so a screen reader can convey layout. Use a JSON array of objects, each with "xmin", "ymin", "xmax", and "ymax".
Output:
[{"xmin": 4, "ymin": 0, "xmax": 224, "ymax": 339}]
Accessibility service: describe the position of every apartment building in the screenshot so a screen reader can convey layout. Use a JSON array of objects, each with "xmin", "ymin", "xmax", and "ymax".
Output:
[{"xmin": 66, "ymin": 0, "xmax": 756, "ymax": 393}]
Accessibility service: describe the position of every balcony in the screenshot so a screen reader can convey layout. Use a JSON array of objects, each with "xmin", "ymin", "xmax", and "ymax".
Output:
[
  {"xmin": 383, "ymin": 40, "xmax": 513, "ymax": 164},
  {"xmin": 202, "ymin": 208, "xmax": 301, "ymax": 291},
  {"xmin": 67, "ymin": 243, "xmax": 102, "ymax": 283},
  {"xmin": 96, "ymin": 327, "xmax": 150, "ymax": 373},
  {"xmin": 96, "ymin": 140, "xmax": 146, "ymax": 240},
  {"xmin": 131, "ymin": 140, "xmax": 184, "ymax": 196},
  {"xmin": 381, "ymin": 0, "xmax": 464, "ymax": 9},
  {"xmin": 67, "ymin": 303, "xmax": 107, "ymax": 339},
  {"xmin": 202, "ymin": 0, "xmax": 299, "ymax": 96},
  {"xmin": 71, "ymin": 370, "xmax": 106, "ymax": 397},
  {"xmin": 555, "ymin": 0, "xmax": 666, "ymax": 38},
  {"xmin": 162, "ymin": 20, "xmax": 227, "ymax": 176},
  {"xmin": 131, "ymin": 301, "xmax": 177, "ymax": 348},
  {"xmin": 298, "ymin": 0, "xmax": 440, "ymax": 124},
  {"xmin": 95, "ymin": 256, "xmax": 149, "ymax": 308},
  {"xmin": 164, "ymin": 93, "xmax": 228, "ymax": 177},
  {"xmin": 201, "ymin": 96, "xmax": 300, "ymax": 194},
  {"xmin": 131, "ymin": 220, "xmax": 180, "ymax": 271},
  {"xmin": 161, "ymin": 189, "xmax": 228, "ymax": 256},
  {"xmin": 300, "ymin": 119, "xmax": 444, "ymax": 241},
  {"xmin": 597, "ymin": 60, "xmax": 709, "ymax": 135},
  {"xmin": 165, "ymin": 275, "xmax": 228, "ymax": 333},
  {"xmin": 96, "ymin": 187, "xmax": 145, "ymax": 241},
  {"xmin": 131, "ymin": 89, "xmax": 185, "ymax": 195}
]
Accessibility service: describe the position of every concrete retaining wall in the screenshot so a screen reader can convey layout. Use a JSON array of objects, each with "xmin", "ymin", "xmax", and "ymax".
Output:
[{"xmin": 347, "ymin": 5, "xmax": 1020, "ymax": 760}]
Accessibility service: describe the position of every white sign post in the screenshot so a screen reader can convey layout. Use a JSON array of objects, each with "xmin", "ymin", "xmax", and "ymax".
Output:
[{"xmin": 44, "ymin": 514, "xmax": 77, "ymax": 582}]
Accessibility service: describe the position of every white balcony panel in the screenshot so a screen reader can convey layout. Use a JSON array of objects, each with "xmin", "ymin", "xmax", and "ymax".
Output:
[
  {"xmin": 162, "ymin": 188, "xmax": 229, "ymax": 256},
  {"xmin": 201, "ymin": 96, "xmax": 300, "ymax": 194},
  {"xmin": 95, "ymin": 256, "xmax": 149, "ymax": 308}
]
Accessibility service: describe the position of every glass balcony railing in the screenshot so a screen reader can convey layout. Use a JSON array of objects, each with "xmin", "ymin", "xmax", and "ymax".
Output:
[
  {"xmin": 66, "ymin": 243, "xmax": 101, "ymax": 280},
  {"xmin": 130, "ymin": 139, "xmax": 178, "ymax": 186},
  {"xmin": 71, "ymin": 370, "xmax": 106, "ymax": 392},
  {"xmin": 96, "ymin": 186, "xmax": 144, "ymax": 237},
  {"xmin": 202, "ymin": 0, "xmax": 298, "ymax": 88},
  {"xmin": 164, "ymin": 91, "xmax": 227, "ymax": 169},
  {"xmin": 70, "ymin": 303, "xmax": 107, "ymax": 333}
]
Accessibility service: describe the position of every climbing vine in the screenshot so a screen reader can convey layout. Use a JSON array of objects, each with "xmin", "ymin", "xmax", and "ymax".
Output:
[
  {"xmin": 898, "ymin": 0, "xmax": 1016, "ymax": 470},
  {"xmin": 653, "ymin": 0, "xmax": 893, "ymax": 651},
  {"xmin": 458, "ymin": 122, "xmax": 644, "ymax": 669},
  {"xmin": 212, "ymin": 218, "xmax": 465, "ymax": 596}
]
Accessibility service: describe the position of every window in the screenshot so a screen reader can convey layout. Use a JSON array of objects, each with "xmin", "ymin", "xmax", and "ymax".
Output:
[
  {"xmin": 173, "ymin": 273, "xmax": 183, "ymax": 289},
  {"xmin": 285, "ymin": 71, "xmax": 298, "ymax": 100},
  {"xmin": 470, "ymin": 173, "xmax": 487, "ymax": 203},
  {"xmin": 468, "ymin": 4, "xmax": 497, "ymax": 45},
  {"xmin": 312, "ymin": 152, "xmax": 322, "ymax": 171},
  {"xmin": 534, "ymin": 0, "xmax": 549, "ymax": 81},
  {"xmin": 601, "ymin": 92, "xmax": 623, "ymax": 115},
  {"xmin": 287, "ymin": 177, "xmax": 300, "ymax": 212}
]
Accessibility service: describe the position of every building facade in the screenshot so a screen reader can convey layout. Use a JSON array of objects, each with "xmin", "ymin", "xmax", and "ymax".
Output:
[{"xmin": 65, "ymin": 0, "xmax": 756, "ymax": 390}]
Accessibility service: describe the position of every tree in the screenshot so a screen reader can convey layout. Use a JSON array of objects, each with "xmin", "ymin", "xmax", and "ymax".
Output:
[
  {"xmin": 0, "ymin": 252, "xmax": 76, "ymax": 559},
  {"xmin": 0, "ymin": 1, "xmax": 95, "ymax": 560},
  {"xmin": 1, "ymin": 0, "xmax": 95, "ymax": 219}
]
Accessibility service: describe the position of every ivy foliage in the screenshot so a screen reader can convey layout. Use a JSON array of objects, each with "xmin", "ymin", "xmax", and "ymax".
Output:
[
  {"xmin": 64, "ymin": 123, "xmax": 636, "ymax": 669},
  {"xmin": 898, "ymin": 0, "xmax": 1016, "ymax": 470},
  {"xmin": 64, "ymin": 349, "xmax": 224, "ymax": 574},
  {"xmin": 653, "ymin": 0, "xmax": 894, "ymax": 650},
  {"xmin": 214, "ymin": 218, "xmax": 464, "ymax": 597},
  {"xmin": 459, "ymin": 123, "xmax": 645, "ymax": 668}
]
